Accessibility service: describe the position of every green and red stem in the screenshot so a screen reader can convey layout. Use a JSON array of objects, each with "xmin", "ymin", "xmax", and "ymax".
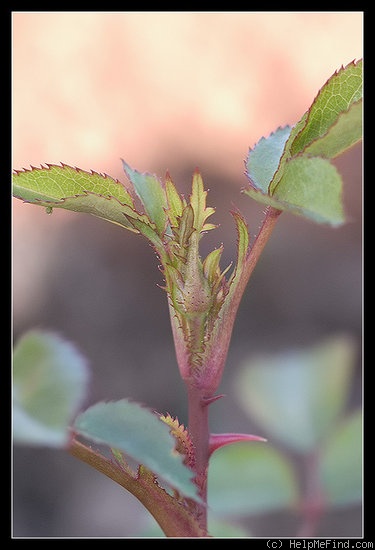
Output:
[
  {"xmin": 181, "ymin": 206, "xmax": 282, "ymax": 533},
  {"xmin": 69, "ymin": 206, "xmax": 282, "ymax": 538}
]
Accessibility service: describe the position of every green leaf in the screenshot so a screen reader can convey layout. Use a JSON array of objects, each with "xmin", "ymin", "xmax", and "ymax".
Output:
[
  {"xmin": 245, "ymin": 126, "xmax": 292, "ymax": 195},
  {"xmin": 290, "ymin": 60, "xmax": 363, "ymax": 156},
  {"xmin": 12, "ymin": 164, "xmax": 138, "ymax": 231},
  {"xmin": 189, "ymin": 170, "xmax": 216, "ymax": 233},
  {"xmin": 234, "ymin": 336, "xmax": 356, "ymax": 453},
  {"xmin": 303, "ymin": 100, "xmax": 362, "ymax": 159},
  {"xmin": 272, "ymin": 156, "xmax": 345, "ymax": 226},
  {"xmin": 244, "ymin": 131, "xmax": 347, "ymax": 225},
  {"xmin": 165, "ymin": 172, "xmax": 185, "ymax": 226},
  {"xmin": 319, "ymin": 410, "xmax": 362, "ymax": 507},
  {"xmin": 122, "ymin": 160, "xmax": 168, "ymax": 235},
  {"xmin": 13, "ymin": 330, "xmax": 90, "ymax": 447},
  {"xmin": 74, "ymin": 399, "xmax": 200, "ymax": 501},
  {"xmin": 202, "ymin": 246, "xmax": 224, "ymax": 286},
  {"xmin": 243, "ymin": 60, "xmax": 362, "ymax": 226},
  {"xmin": 227, "ymin": 211, "xmax": 250, "ymax": 288},
  {"xmin": 208, "ymin": 443, "xmax": 298, "ymax": 516}
]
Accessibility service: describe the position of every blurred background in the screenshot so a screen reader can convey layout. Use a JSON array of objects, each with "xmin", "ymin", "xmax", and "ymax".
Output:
[{"xmin": 12, "ymin": 12, "xmax": 363, "ymax": 537}]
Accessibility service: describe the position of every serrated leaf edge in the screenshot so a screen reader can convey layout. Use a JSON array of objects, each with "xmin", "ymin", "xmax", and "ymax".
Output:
[
  {"xmin": 13, "ymin": 162, "xmax": 133, "ymax": 195},
  {"xmin": 302, "ymin": 98, "xmax": 363, "ymax": 159},
  {"xmin": 290, "ymin": 59, "xmax": 362, "ymax": 157},
  {"xmin": 245, "ymin": 126, "xmax": 292, "ymax": 193}
]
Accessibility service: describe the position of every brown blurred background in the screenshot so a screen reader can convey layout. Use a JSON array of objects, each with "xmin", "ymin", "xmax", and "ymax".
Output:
[{"xmin": 12, "ymin": 12, "xmax": 363, "ymax": 537}]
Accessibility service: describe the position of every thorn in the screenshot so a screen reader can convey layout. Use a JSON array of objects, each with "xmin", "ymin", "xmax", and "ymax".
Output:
[
  {"xmin": 201, "ymin": 394, "xmax": 225, "ymax": 407},
  {"xmin": 209, "ymin": 432, "xmax": 267, "ymax": 457}
]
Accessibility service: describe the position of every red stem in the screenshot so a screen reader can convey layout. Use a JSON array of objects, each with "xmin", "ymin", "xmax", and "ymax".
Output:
[
  {"xmin": 186, "ymin": 383, "xmax": 210, "ymax": 529},
  {"xmin": 69, "ymin": 437, "xmax": 207, "ymax": 537},
  {"xmin": 232, "ymin": 206, "xmax": 282, "ymax": 315},
  {"xmin": 183, "ymin": 206, "xmax": 283, "ymax": 534},
  {"xmin": 199, "ymin": 206, "xmax": 282, "ymax": 396},
  {"xmin": 67, "ymin": 208, "xmax": 283, "ymax": 537}
]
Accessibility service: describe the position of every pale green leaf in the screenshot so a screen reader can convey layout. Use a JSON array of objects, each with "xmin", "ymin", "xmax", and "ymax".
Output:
[
  {"xmin": 319, "ymin": 410, "xmax": 362, "ymax": 507},
  {"xmin": 13, "ymin": 330, "xmax": 90, "ymax": 447},
  {"xmin": 74, "ymin": 399, "xmax": 200, "ymax": 501},
  {"xmin": 122, "ymin": 160, "xmax": 167, "ymax": 235},
  {"xmin": 12, "ymin": 164, "xmax": 137, "ymax": 231},
  {"xmin": 235, "ymin": 336, "xmax": 356, "ymax": 453},
  {"xmin": 268, "ymin": 114, "xmax": 308, "ymax": 195},
  {"xmin": 268, "ymin": 62, "xmax": 362, "ymax": 193},
  {"xmin": 243, "ymin": 61, "xmax": 362, "ymax": 225},
  {"xmin": 272, "ymin": 156, "xmax": 345, "ymax": 226},
  {"xmin": 245, "ymin": 126, "xmax": 292, "ymax": 194},
  {"xmin": 245, "ymin": 154, "xmax": 345, "ymax": 225},
  {"xmin": 208, "ymin": 443, "xmax": 298, "ymax": 516}
]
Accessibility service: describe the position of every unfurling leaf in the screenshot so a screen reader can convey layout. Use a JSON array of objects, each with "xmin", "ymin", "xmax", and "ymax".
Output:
[
  {"xmin": 159, "ymin": 413, "xmax": 195, "ymax": 469},
  {"xmin": 165, "ymin": 172, "xmax": 185, "ymax": 226},
  {"xmin": 228, "ymin": 211, "xmax": 251, "ymax": 286},
  {"xmin": 190, "ymin": 170, "xmax": 216, "ymax": 233},
  {"xmin": 122, "ymin": 160, "xmax": 168, "ymax": 235}
]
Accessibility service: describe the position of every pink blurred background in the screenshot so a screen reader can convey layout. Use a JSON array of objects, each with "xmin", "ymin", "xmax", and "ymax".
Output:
[
  {"xmin": 13, "ymin": 12, "xmax": 363, "ymax": 537},
  {"xmin": 13, "ymin": 12, "xmax": 362, "ymax": 175}
]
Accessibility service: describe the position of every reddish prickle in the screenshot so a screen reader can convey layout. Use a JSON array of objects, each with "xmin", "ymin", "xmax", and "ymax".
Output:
[{"xmin": 208, "ymin": 432, "xmax": 267, "ymax": 457}]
